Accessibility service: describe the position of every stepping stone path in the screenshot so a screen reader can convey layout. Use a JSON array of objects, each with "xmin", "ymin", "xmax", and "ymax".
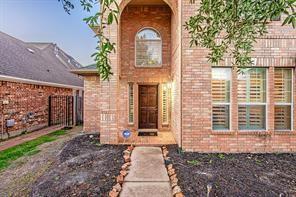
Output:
[{"xmin": 120, "ymin": 147, "xmax": 173, "ymax": 197}]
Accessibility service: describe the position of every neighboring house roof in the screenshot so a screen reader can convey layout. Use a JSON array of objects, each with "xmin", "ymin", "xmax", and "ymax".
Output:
[
  {"xmin": 0, "ymin": 31, "xmax": 83, "ymax": 89},
  {"xmin": 83, "ymin": 64, "xmax": 96, "ymax": 69},
  {"xmin": 71, "ymin": 63, "xmax": 98, "ymax": 75}
]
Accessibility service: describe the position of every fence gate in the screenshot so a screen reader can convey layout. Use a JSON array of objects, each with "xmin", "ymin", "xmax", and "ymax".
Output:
[
  {"xmin": 75, "ymin": 95, "xmax": 83, "ymax": 125},
  {"xmin": 48, "ymin": 95, "xmax": 74, "ymax": 127}
]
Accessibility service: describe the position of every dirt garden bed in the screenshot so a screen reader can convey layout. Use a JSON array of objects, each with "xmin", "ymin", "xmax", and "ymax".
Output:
[
  {"xmin": 31, "ymin": 134, "xmax": 126, "ymax": 196},
  {"xmin": 167, "ymin": 145, "xmax": 296, "ymax": 197}
]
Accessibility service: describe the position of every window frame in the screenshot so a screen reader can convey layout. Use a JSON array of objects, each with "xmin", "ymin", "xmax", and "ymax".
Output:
[
  {"xmin": 128, "ymin": 83, "xmax": 134, "ymax": 125},
  {"xmin": 237, "ymin": 67, "xmax": 268, "ymax": 131},
  {"xmin": 274, "ymin": 68, "xmax": 293, "ymax": 131},
  {"xmin": 162, "ymin": 83, "xmax": 171, "ymax": 125},
  {"xmin": 211, "ymin": 67, "xmax": 232, "ymax": 131},
  {"xmin": 135, "ymin": 27, "xmax": 162, "ymax": 68}
]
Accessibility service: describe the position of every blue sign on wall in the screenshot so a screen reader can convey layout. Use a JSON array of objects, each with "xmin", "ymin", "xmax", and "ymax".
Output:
[{"xmin": 122, "ymin": 129, "xmax": 131, "ymax": 139}]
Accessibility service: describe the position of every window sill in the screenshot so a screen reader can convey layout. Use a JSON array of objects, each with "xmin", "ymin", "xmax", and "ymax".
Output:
[
  {"xmin": 212, "ymin": 130, "xmax": 235, "ymax": 135},
  {"xmin": 274, "ymin": 130, "xmax": 296, "ymax": 135},
  {"xmin": 135, "ymin": 65, "xmax": 162, "ymax": 68},
  {"xmin": 211, "ymin": 130, "xmax": 296, "ymax": 136},
  {"xmin": 238, "ymin": 130, "xmax": 271, "ymax": 136}
]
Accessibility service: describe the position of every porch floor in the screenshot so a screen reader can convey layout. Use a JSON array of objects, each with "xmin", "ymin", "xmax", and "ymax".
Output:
[{"xmin": 118, "ymin": 131, "xmax": 176, "ymax": 145}]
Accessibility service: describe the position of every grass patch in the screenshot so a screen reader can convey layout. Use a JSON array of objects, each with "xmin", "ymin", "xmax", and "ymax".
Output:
[
  {"xmin": 187, "ymin": 159, "xmax": 200, "ymax": 166},
  {"xmin": 218, "ymin": 153, "xmax": 225, "ymax": 159},
  {"xmin": 0, "ymin": 129, "xmax": 67, "ymax": 170}
]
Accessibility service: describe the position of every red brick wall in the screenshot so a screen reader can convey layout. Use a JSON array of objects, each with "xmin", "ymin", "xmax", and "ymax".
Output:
[
  {"xmin": 181, "ymin": 0, "xmax": 296, "ymax": 152},
  {"xmin": 82, "ymin": 0, "xmax": 178, "ymax": 144},
  {"xmin": 117, "ymin": 5, "xmax": 172, "ymax": 141},
  {"xmin": 120, "ymin": 5, "xmax": 171, "ymax": 82},
  {"xmin": 0, "ymin": 81, "xmax": 72, "ymax": 137},
  {"xmin": 170, "ymin": 0, "xmax": 182, "ymax": 146},
  {"xmin": 82, "ymin": 0, "xmax": 296, "ymax": 152},
  {"xmin": 83, "ymin": 76, "xmax": 100, "ymax": 133}
]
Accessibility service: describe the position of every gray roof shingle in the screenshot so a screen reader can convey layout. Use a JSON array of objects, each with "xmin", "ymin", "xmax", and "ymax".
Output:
[
  {"xmin": 0, "ymin": 31, "xmax": 83, "ymax": 87},
  {"xmin": 81, "ymin": 64, "xmax": 96, "ymax": 69}
]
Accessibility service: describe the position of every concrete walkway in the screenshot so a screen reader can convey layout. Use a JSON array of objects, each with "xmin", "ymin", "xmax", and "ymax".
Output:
[{"xmin": 120, "ymin": 147, "xmax": 172, "ymax": 197}]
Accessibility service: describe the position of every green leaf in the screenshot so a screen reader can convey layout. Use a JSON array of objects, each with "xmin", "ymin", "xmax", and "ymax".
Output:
[
  {"xmin": 186, "ymin": 0, "xmax": 295, "ymax": 68},
  {"xmin": 107, "ymin": 12, "xmax": 113, "ymax": 24}
]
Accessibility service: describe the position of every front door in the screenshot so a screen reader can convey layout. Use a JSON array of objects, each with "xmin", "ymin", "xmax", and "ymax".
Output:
[{"xmin": 139, "ymin": 85, "xmax": 158, "ymax": 129}]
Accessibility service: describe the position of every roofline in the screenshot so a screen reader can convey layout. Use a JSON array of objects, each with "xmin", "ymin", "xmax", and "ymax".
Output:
[
  {"xmin": 71, "ymin": 69, "xmax": 98, "ymax": 75},
  {"xmin": 0, "ymin": 75, "xmax": 83, "ymax": 90},
  {"xmin": 26, "ymin": 42, "xmax": 54, "ymax": 44}
]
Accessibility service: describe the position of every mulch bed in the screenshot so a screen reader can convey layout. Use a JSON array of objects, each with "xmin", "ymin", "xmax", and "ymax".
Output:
[
  {"xmin": 167, "ymin": 145, "xmax": 296, "ymax": 197},
  {"xmin": 31, "ymin": 134, "xmax": 126, "ymax": 197}
]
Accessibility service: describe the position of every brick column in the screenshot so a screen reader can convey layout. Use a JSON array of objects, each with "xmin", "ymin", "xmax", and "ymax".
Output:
[
  {"xmin": 83, "ymin": 76, "xmax": 101, "ymax": 133},
  {"xmin": 99, "ymin": 21, "xmax": 119, "ymax": 144}
]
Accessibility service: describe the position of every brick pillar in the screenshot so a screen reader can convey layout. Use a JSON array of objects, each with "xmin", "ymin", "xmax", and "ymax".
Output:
[
  {"xmin": 83, "ymin": 76, "xmax": 101, "ymax": 133},
  {"xmin": 99, "ymin": 21, "xmax": 119, "ymax": 144}
]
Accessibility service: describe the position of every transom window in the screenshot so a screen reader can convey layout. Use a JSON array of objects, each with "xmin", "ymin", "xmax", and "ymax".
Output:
[
  {"xmin": 135, "ymin": 28, "xmax": 162, "ymax": 67},
  {"xmin": 238, "ymin": 68, "xmax": 267, "ymax": 130}
]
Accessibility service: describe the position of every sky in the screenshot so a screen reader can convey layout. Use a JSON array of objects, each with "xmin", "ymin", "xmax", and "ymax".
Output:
[{"xmin": 0, "ymin": 0, "xmax": 98, "ymax": 66}]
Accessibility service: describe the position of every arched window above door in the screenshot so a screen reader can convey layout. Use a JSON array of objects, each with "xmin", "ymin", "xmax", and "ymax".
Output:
[{"xmin": 135, "ymin": 28, "xmax": 162, "ymax": 67}]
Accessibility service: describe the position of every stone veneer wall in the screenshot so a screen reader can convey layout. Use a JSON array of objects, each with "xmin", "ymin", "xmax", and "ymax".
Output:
[
  {"xmin": 181, "ymin": 0, "xmax": 296, "ymax": 152},
  {"xmin": 0, "ymin": 81, "xmax": 72, "ymax": 137}
]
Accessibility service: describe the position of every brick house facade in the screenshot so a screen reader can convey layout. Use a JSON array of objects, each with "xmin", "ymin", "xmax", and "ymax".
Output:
[
  {"xmin": 0, "ymin": 81, "xmax": 73, "ymax": 136},
  {"xmin": 0, "ymin": 32, "xmax": 84, "ymax": 138},
  {"xmin": 75, "ymin": 0, "xmax": 296, "ymax": 152}
]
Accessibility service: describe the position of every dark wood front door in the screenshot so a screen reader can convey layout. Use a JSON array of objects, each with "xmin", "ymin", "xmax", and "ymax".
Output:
[{"xmin": 139, "ymin": 85, "xmax": 158, "ymax": 129}]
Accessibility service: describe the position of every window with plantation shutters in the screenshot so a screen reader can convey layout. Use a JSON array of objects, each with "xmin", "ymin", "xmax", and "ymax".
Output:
[
  {"xmin": 135, "ymin": 28, "xmax": 162, "ymax": 67},
  {"xmin": 238, "ymin": 68, "xmax": 267, "ymax": 130},
  {"xmin": 212, "ymin": 68, "xmax": 231, "ymax": 130},
  {"xmin": 274, "ymin": 68, "xmax": 292, "ymax": 131},
  {"xmin": 162, "ymin": 84, "xmax": 169, "ymax": 125},
  {"xmin": 128, "ymin": 83, "xmax": 134, "ymax": 124}
]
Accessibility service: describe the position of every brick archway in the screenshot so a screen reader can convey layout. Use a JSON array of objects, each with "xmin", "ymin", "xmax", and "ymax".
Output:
[{"xmin": 119, "ymin": 0, "xmax": 176, "ymax": 14}]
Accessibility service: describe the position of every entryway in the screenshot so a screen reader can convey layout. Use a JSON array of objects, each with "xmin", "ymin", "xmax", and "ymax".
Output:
[{"xmin": 118, "ymin": 84, "xmax": 177, "ymax": 145}]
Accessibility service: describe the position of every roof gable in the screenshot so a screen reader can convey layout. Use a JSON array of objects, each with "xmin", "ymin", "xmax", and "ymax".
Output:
[{"xmin": 0, "ymin": 31, "xmax": 83, "ymax": 87}]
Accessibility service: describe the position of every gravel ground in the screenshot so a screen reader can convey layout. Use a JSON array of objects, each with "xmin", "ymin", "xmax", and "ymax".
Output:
[
  {"xmin": 167, "ymin": 145, "xmax": 296, "ymax": 197},
  {"xmin": 0, "ymin": 127, "xmax": 82, "ymax": 196},
  {"xmin": 31, "ymin": 134, "xmax": 126, "ymax": 197}
]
